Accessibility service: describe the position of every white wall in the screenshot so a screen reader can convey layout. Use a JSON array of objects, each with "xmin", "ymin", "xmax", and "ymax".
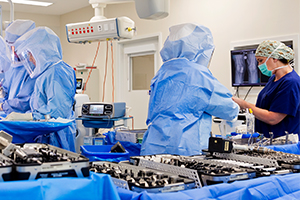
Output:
[{"xmin": 1, "ymin": 10, "xmax": 60, "ymax": 37}]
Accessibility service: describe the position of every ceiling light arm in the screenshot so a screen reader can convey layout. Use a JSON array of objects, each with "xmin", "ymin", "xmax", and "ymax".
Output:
[
  {"xmin": 7, "ymin": 0, "xmax": 14, "ymax": 22},
  {"xmin": 89, "ymin": 0, "xmax": 107, "ymax": 21}
]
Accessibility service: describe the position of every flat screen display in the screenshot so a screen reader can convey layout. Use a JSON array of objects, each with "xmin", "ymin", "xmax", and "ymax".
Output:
[
  {"xmin": 76, "ymin": 78, "xmax": 83, "ymax": 90},
  {"xmin": 90, "ymin": 105, "xmax": 104, "ymax": 114},
  {"xmin": 231, "ymin": 48, "xmax": 269, "ymax": 87}
]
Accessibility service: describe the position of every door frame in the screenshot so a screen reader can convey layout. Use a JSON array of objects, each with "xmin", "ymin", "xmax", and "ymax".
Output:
[{"xmin": 116, "ymin": 33, "xmax": 162, "ymax": 101}]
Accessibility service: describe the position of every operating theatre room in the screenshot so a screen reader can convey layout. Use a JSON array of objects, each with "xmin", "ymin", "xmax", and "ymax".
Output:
[{"xmin": 0, "ymin": 0, "xmax": 299, "ymax": 199}]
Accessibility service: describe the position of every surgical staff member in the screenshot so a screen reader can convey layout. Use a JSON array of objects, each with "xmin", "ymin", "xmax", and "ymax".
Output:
[
  {"xmin": 0, "ymin": 20, "xmax": 36, "ymax": 114},
  {"xmin": 141, "ymin": 23, "xmax": 239, "ymax": 156},
  {"xmin": 14, "ymin": 27, "xmax": 77, "ymax": 152},
  {"xmin": 0, "ymin": 36, "xmax": 12, "ymax": 81},
  {"xmin": 233, "ymin": 40, "xmax": 300, "ymax": 139}
]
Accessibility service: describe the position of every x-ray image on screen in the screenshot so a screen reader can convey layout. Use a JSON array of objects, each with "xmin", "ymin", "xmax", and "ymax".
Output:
[{"xmin": 231, "ymin": 48, "xmax": 269, "ymax": 87}]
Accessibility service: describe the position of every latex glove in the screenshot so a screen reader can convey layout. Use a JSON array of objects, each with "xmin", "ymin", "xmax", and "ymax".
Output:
[{"xmin": 4, "ymin": 112, "xmax": 33, "ymax": 121}]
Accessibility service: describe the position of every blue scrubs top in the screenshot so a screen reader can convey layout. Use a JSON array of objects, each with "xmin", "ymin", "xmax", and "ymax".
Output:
[{"xmin": 255, "ymin": 70, "xmax": 300, "ymax": 138}]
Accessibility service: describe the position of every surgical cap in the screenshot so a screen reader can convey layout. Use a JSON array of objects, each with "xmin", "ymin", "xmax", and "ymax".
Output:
[
  {"xmin": 5, "ymin": 19, "xmax": 35, "ymax": 46},
  {"xmin": 0, "ymin": 36, "xmax": 11, "ymax": 73},
  {"xmin": 160, "ymin": 23, "xmax": 215, "ymax": 67},
  {"xmin": 255, "ymin": 40, "xmax": 294, "ymax": 61}
]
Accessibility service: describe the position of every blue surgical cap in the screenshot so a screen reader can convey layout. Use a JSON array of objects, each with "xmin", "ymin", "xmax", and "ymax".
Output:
[{"xmin": 5, "ymin": 19, "xmax": 35, "ymax": 46}]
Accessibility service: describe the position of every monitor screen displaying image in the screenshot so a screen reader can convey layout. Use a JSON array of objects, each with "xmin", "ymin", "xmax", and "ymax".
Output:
[{"xmin": 231, "ymin": 48, "xmax": 269, "ymax": 87}]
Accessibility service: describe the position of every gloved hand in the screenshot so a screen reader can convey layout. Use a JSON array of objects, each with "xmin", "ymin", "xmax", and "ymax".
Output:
[{"xmin": 0, "ymin": 103, "xmax": 3, "ymax": 111}]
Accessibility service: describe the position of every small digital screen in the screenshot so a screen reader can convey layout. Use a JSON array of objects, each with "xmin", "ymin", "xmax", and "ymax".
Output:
[
  {"xmin": 76, "ymin": 78, "xmax": 83, "ymax": 90},
  {"xmin": 90, "ymin": 105, "xmax": 104, "ymax": 114}
]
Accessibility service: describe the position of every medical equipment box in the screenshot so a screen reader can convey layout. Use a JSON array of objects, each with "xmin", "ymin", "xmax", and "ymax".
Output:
[
  {"xmin": 115, "ymin": 129, "xmax": 146, "ymax": 143},
  {"xmin": 12, "ymin": 143, "xmax": 90, "ymax": 180},
  {"xmin": 80, "ymin": 145, "xmax": 129, "ymax": 162},
  {"xmin": 208, "ymin": 137, "xmax": 233, "ymax": 153},
  {"xmin": 91, "ymin": 161, "xmax": 196, "ymax": 193},
  {"xmin": 66, "ymin": 17, "xmax": 134, "ymax": 43},
  {"xmin": 81, "ymin": 102, "xmax": 126, "ymax": 119}
]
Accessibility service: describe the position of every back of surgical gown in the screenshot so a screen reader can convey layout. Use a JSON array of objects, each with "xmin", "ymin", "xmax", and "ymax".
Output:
[{"xmin": 140, "ymin": 23, "xmax": 239, "ymax": 156}]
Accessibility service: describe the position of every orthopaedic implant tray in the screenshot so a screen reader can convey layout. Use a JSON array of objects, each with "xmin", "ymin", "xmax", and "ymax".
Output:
[
  {"xmin": 232, "ymin": 147, "xmax": 300, "ymax": 171},
  {"xmin": 91, "ymin": 161, "xmax": 196, "ymax": 193},
  {"xmin": 9, "ymin": 143, "xmax": 90, "ymax": 180},
  {"xmin": 130, "ymin": 154, "xmax": 256, "ymax": 186}
]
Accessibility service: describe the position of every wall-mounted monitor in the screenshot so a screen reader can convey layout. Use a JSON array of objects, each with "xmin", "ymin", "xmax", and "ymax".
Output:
[
  {"xmin": 76, "ymin": 78, "xmax": 84, "ymax": 93},
  {"xmin": 231, "ymin": 42, "xmax": 293, "ymax": 87}
]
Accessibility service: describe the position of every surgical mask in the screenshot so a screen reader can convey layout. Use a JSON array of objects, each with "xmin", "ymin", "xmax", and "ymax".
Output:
[
  {"xmin": 258, "ymin": 43, "xmax": 283, "ymax": 77},
  {"xmin": 258, "ymin": 63, "xmax": 272, "ymax": 77}
]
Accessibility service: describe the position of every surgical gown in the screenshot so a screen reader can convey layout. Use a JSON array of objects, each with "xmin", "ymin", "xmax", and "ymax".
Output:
[
  {"xmin": 15, "ymin": 27, "xmax": 77, "ymax": 151},
  {"xmin": 140, "ymin": 24, "xmax": 239, "ymax": 156}
]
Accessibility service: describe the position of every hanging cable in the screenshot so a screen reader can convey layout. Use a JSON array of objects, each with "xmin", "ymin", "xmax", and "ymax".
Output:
[
  {"xmin": 110, "ymin": 40, "xmax": 115, "ymax": 102},
  {"xmin": 102, "ymin": 40, "xmax": 109, "ymax": 102},
  {"xmin": 234, "ymin": 86, "xmax": 239, "ymax": 98},
  {"xmin": 244, "ymin": 86, "xmax": 253, "ymax": 100},
  {"xmin": 83, "ymin": 42, "xmax": 101, "ymax": 94}
]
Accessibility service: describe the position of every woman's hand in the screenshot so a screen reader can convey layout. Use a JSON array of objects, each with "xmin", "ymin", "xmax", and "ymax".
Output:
[{"xmin": 232, "ymin": 97, "xmax": 248, "ymax": 110}]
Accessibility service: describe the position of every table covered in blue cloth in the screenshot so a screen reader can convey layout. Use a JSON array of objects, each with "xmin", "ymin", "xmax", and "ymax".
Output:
[
  {"xmin": 0, "ymin": 172, "xmax": 120, "ymax": 200},
  {"xmin": 116, "ymin": 173, "xmax": 300, "ymax": 200},
  {"xmin": 0, "ymin": 120, "xmax": 73, "ymax": 143}
]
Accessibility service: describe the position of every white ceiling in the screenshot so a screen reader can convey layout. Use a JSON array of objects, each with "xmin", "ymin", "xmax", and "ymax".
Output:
[{"xmin": 0, "ymin": 0, "xmax": 133, "ymax": 16}]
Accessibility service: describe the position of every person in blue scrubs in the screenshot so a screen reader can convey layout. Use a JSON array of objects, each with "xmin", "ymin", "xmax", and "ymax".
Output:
[
  {"xmin": 233, "ymin": 40, "xmax": 300, "ymax": 139},
  {"xmin": 140, "ymin": 23, "xmax": 239, "ymax": 156},
  {"xmin": 15, "ymin": 27, "xmax": 77, "ymax": 151},
  {"xmin": 0, "ymin": 20, "xmax": 36, "ymax": 114}
]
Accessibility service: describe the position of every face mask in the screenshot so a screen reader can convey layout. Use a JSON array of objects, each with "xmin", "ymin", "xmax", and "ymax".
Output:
[
  {"xmin": 258, "ymin": 63, "xmax": 272, "ymax": 77},
  {"xmin": 258, "ymin": 43, "xmax": 283, "ymax": 77}
]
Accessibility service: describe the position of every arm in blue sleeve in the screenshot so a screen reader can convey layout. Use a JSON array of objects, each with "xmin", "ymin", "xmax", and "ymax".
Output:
[
  {"xmin": 206, "ymin": 78, "xmax": 239, "ymax": 120},
  {"xmin": 2, "ymin": 77, "xmax": 35, "ymax": 114}
]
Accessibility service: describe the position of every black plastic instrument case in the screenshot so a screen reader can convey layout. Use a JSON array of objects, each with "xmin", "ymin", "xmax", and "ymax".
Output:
[
  {"xmin": 0, "ymin": 153, "xmax": 14, "ymax": 181},
  {"xmin": 12, "ymin": 143, "xmax": 90, "ymax": 180}
]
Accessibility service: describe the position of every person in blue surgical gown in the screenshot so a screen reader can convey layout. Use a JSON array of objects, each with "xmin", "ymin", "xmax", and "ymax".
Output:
[
  {"xmin": 140, "ymin": 23, "xmax": 239, "ymax": 156},
  {"xmin": 15, "ymin": 27, "xmax": 77, "ymax": 152},
  {"xmin": 0, "ymin": 20, "xmax": 36, "ymax": 114},
  {"xmin": 0, "ymin": 36, "xmax": 12, "ymax": 103}
]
